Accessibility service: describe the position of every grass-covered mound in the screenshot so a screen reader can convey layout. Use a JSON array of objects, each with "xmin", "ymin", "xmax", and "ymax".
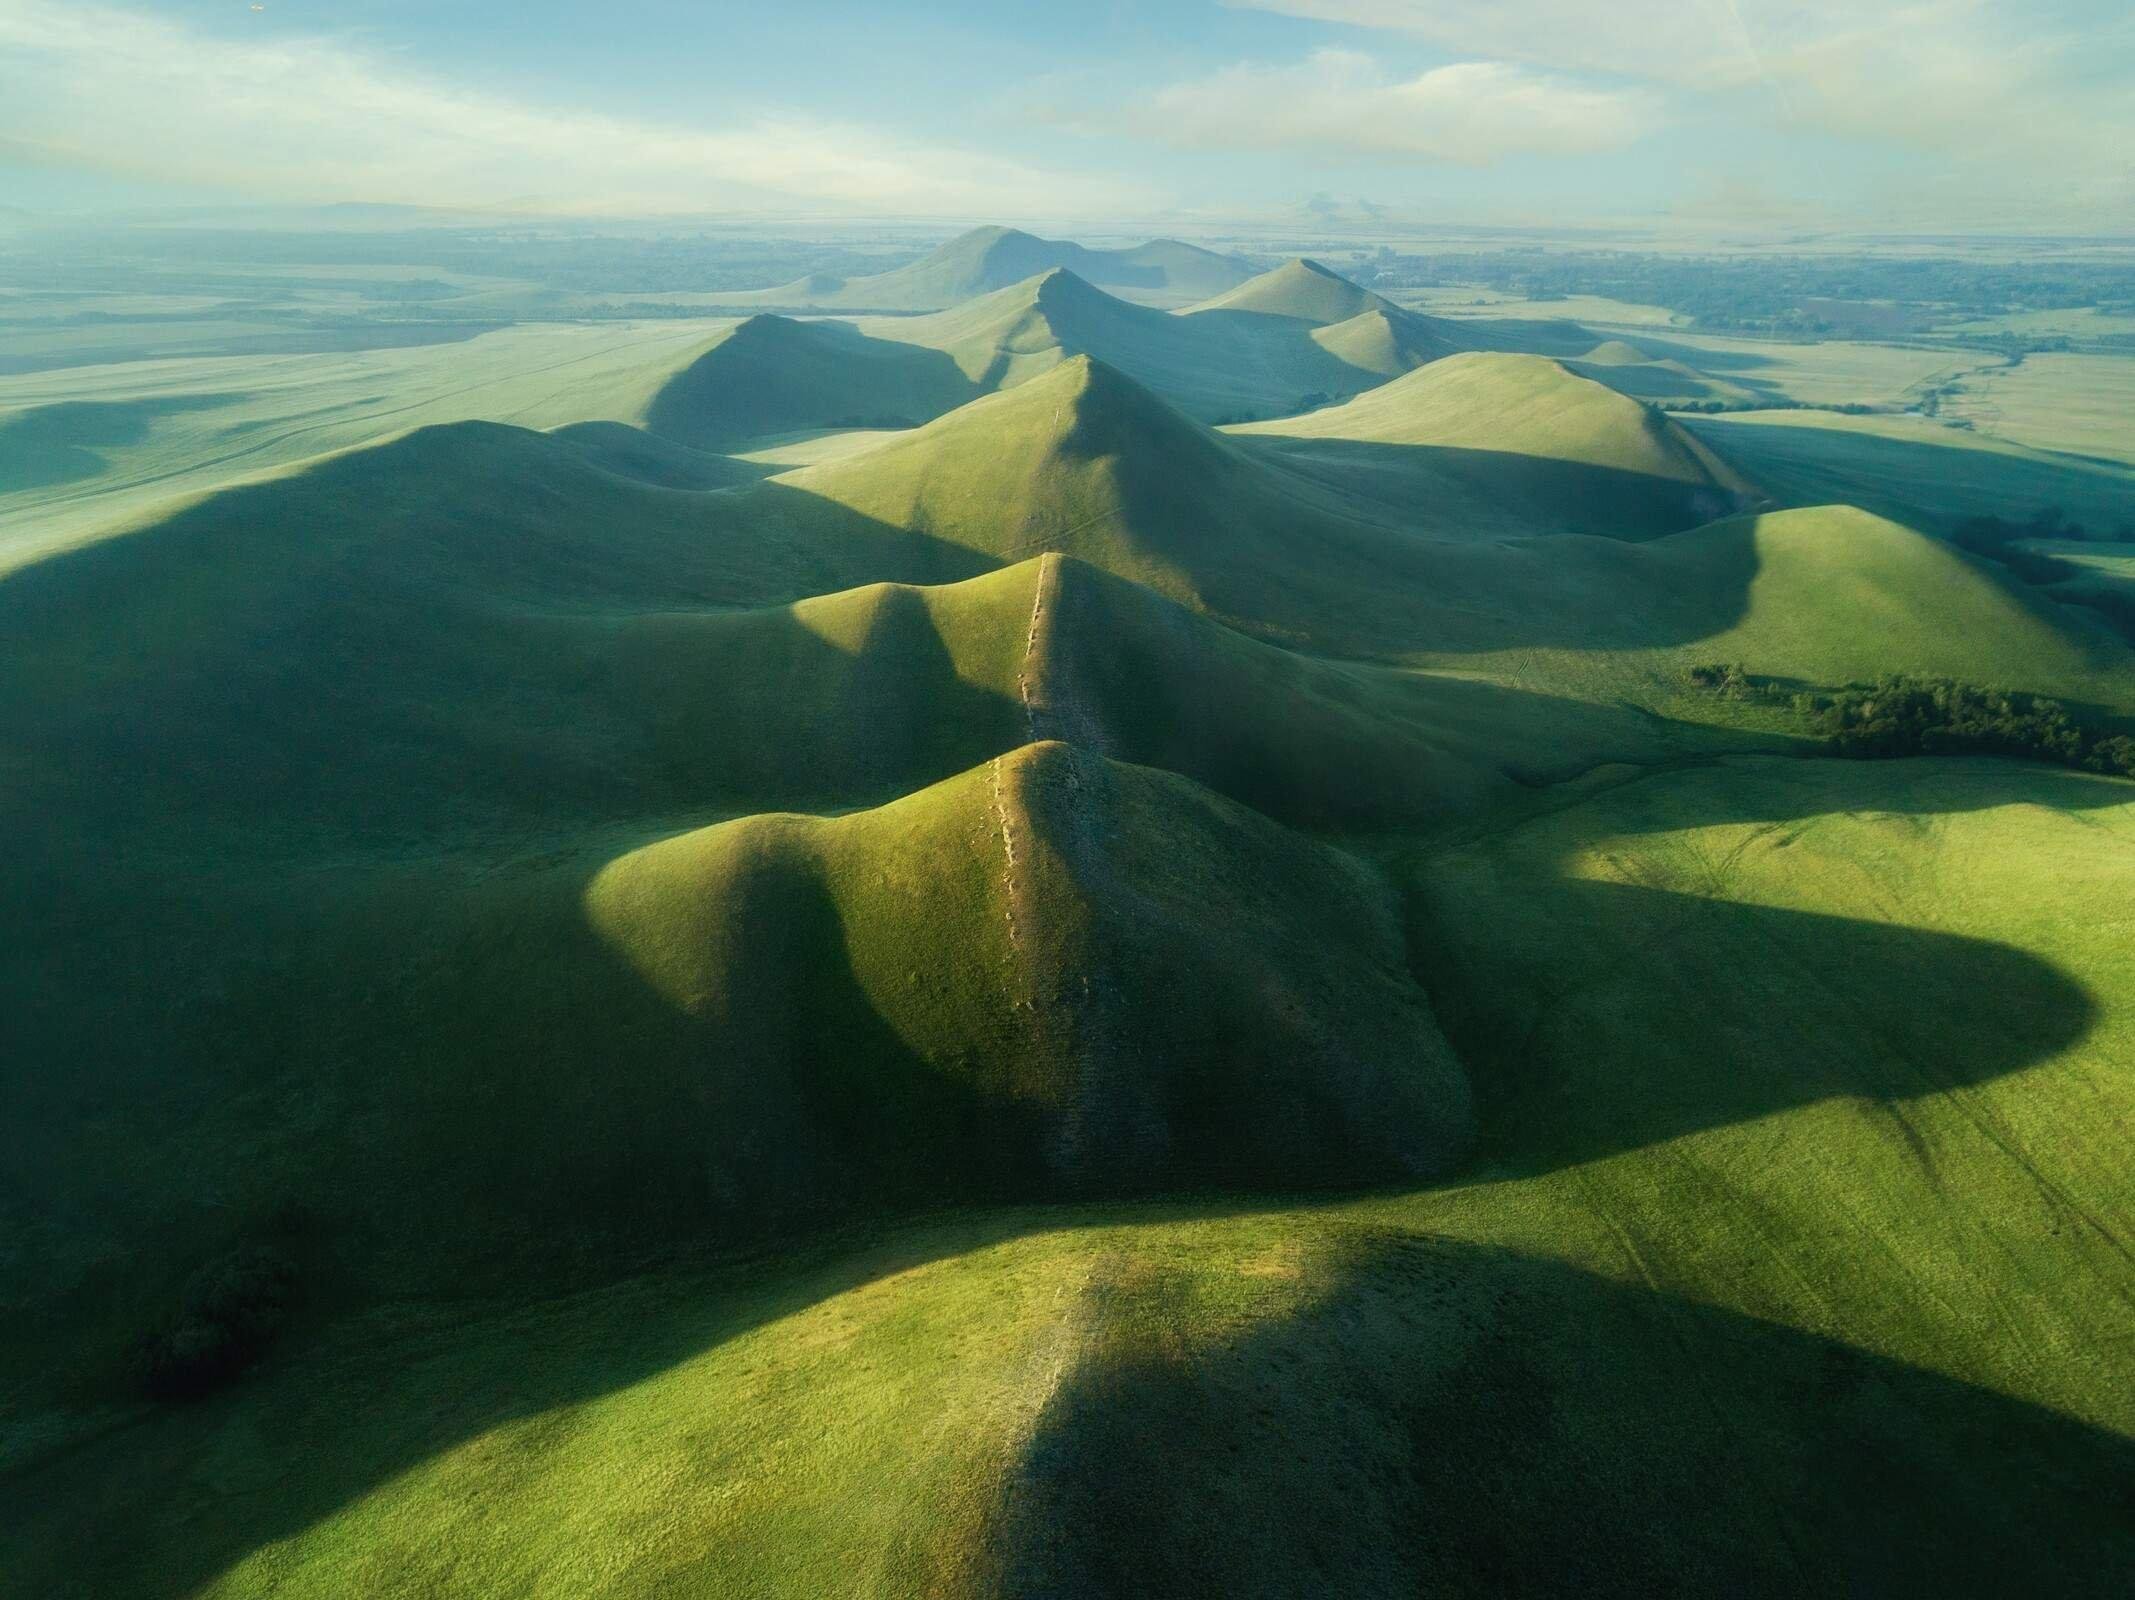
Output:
[
  {"xmin": 11, "ymin": 756, "xmax": 2130, "ymax": 1597},
  {"xmin": 2, "ymin": 742, "xmax": 1472, "ymax": 1411},
  {"xmin": 851, "ymin": 265, "xmax": 1464, "ymax": 424},
  {"xmin": 8, "ymin": 256, "xmax": 2135, "ymax": 1598},
  {"xmin": 716, "ymin": 225, "xmax": 1256, "ymax": 310},
  {"xmin": 1186, "ymin": 257, "xmax": 1396, "ymax": 325},
  {"xmin": 1230, "ymin": 350, "xmax": 1759, "ymax": 539}
]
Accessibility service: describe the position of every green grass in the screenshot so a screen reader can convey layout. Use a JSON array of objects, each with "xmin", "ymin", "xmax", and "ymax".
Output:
[
  {"xmin": 8, "ymin": 253, "xmax": 2135, "ymax": 1595},
  {"xmin": 1934, "ymin": 351, "xmax": 2135, "ymax": 469},
  {"xmin": 9, "ymin": 756, "xmax": 2131, "ymax": 1595},
  {"xmin": 1687, "ymin": 407, "xmax": 2135, "ymax": 534}
]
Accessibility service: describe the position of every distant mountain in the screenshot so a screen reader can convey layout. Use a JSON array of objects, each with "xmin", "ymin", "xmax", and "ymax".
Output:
[
  {"xmin": 631, "ymin": 266, "xmax": 1483, "ymax": 445},
  {"xmin": 1187, "ymin": 257, "xmax": 1399, "ymax": 326},
  {"xmin": 716, "ymin": 225, "xmax": 1257, "ymax": 310}
]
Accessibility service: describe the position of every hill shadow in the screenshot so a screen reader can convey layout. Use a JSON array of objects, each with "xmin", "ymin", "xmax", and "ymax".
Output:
[
  {"xmin": 0, "ymin": 454, "xmax": 1010, "ymax": 854},
  {"xmin": 1238, "ymin": 432, "xmax": 1758, "ymax": 544},
  {"xmin": 1405, "ymin": 758, "xmax": 2125, "ymax": 1177},
  {"xmin": 1173, "ymin": 307, "xmax": 1420, "ymax": 407},
  {"xmin": 641, "ymin": 317, "xmax": 981, "ymax": 448},
  {"xmin": 1682, "ymin": 414, "xmax": 2135, "ymax": 530},
  {"xmin": 0, "ymin": 850, "xmax": 1077, "ymax": 1596},
  {"xmin": 993, "ymin": 1233, "xmax": 2135, "ymax": 1596},
  {"xmin": 0, "ymin": 394, "xmax": 244, "ymax": 493}
]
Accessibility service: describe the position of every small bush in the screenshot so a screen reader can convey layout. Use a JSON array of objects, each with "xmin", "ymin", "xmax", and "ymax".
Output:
[
  {"xmin": 1686, "ymin": 662, "xmax": 1759, "ymax": 699},
  {"xmin": 135, "ymin": 1246, "xmax": 298, "ymax": 1399}
]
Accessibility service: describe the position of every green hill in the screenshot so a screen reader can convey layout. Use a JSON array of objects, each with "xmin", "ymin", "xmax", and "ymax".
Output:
[
  {"xmin": 1186, "ymin": 257, "xmax": 1397, "ymax": 325},
  {"xmin": 851, "ymin": 268, "xmax": 1460, "ymax": 423},
  {"xmin": 718, "ymin": 225, "xmax": 1256, "ymax": 310},
  {"xmin": 636, "ymin": 316, "xmax": 981, "ymax": 448},
  {"xmin": 1230, "ymin": 350, "xmax": 1761, "ymax": 539},
  {"xmin": 9, "ymin": 249, "xmax": 2135, "ymax": 1599},
  {"xmin": 1562, "ymin": 338, "xmax": 1764, "ymax": 406},
  {"xmin": 10, "ymin": 758, "xmax": 2132, "ymax": 1597}
]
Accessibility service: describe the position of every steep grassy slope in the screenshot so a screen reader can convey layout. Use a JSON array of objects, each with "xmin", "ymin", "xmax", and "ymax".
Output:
[
  {"xmin": 6, "ymin": 421, "xmax": 1526, "ymax": 1426},
  {"xmin": 1231, "ymin": 350, "xmax": 1759, "ymax": 538},
  {"xmin": 1, "ymin": 737, "xmax": 1473, "ymax": 1405},
  {"xmin": 635, "ymin": 316, "xmax": 981, "ymax": 447},
  {"xmin": 772, "ymin": 357, "xmax": 2134, "ymax": 713},
  {"xmin": 719, "ymin": 226, "xmax": 1256, "ymax": 310},
  {"xmin": 9, "ymin": 274, "xmax": 2135, "ymax": 1599},
  {"xmin": 11, "ymin": 758, "xmax": 2131, "ymax": 1597},
  {"xmin": 1186, "ymin": 257, "xmax": 1398, "ymax": 325},
  {"xmin": 854, "ymin": 268, "xmax": 1453, "ymax": 422}
]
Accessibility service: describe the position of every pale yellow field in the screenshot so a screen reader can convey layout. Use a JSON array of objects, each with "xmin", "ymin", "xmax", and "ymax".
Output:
[{"xmin": 1937, "ymin": 352, "xmax": 2135, "ymax": 466}]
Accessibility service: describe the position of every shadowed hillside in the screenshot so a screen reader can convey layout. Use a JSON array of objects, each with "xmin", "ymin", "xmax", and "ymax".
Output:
[
  {"xmin": 1232, "ymin": 350, "xmax": 1760, "ymax": 538},
  {"xmin": 639, "ymin": 316, "xmax": 981, "ymax": 447}
]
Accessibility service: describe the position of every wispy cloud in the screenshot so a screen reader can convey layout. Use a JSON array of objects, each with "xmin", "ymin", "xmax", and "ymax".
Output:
[
  {"xmin": 0, "ymin": 0, "xmax": 1150, "ymax": 215},
  {"xmin": 1226, "ymin": 0, "xmax": 1768, "ymax": 84},
  {"xmin": 1227, "ymin": 0, "xmax": 2135, "ymax": 200},
  {"xmin": 1085, "ymin": 50, "xmax": 1657, "ymax": 164}
]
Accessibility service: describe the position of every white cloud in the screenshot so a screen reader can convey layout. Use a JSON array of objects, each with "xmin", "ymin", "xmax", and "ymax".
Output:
[
  {"xmin": 1227, "ymin": 0, "xmax": 2135, "ymax": 171},
  {"xmin": 1138, "ymin": 50, "xmax": 1658, "ymax": 163},
  {"xmin": 1224, "ymin": 0, "xmax": 2135, "ymax": 220},
  {"xmin": 0, "ymin": 0, "xmax": 1150, "ymax": 214},
  {"xmin": 1226, "ymin": 0, "xmax": 1767, "ymax": 85}
]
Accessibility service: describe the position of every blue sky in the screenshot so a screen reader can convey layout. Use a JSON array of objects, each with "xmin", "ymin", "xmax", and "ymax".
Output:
[{"xmin": 1, "ymin": 1, "xmax": 2129, "ymax": 230}]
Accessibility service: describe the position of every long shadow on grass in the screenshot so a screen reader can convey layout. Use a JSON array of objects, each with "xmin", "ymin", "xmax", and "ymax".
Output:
[
  {"xmin": 1237, "ymin": 432, "xmax": 1758, "ymax": 546},
  {"xmin": 0, "ymin": 393, "xmax": 245, "ymax": 493},
  {"xmin": 0, "ymin": 839, "xmax": 1069, "ymax": 1597},
  {"xmin": 4, "ymin": 403, "xmax": 2128, "ymax": 1589},
  {"xmin": 995, "ymin": 1233, "xmax": 2135, "ymax": 1597},
  {"xmin": 1405, "ymin": 758, "xmax": 2125, "ymax": 1177},
  {"xmin": 642, "ymin": 316, "xmax": 982, "ymax": 447},
  {"xmin": 1681, "ymin": 414, "xmax": 2135, "ymax": 531}
]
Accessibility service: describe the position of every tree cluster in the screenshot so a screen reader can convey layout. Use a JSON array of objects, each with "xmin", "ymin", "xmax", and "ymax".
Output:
[{"xmin": 1687, "ymin": 667, "xmax": 2135, "ymax": 779}]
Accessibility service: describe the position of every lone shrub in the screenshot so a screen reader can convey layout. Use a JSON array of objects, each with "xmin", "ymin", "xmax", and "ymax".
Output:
[{"xmin": 136, "ymin": 1246, "xmax": 299, "ymax": 1399}]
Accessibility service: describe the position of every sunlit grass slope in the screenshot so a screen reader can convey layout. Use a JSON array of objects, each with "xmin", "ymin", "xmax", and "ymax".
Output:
[
  {"xmin": 1229, "ymin": 350, "xmax": 1759, "ymax": 540},
  {"xmin": 11, "ymin": 758, "xmax": 2131, "ymax": 1597},
  {"xmin": 1422, "ymin": 502, "xmax": 2135, "ymax": 722},
  {"xmin": 0, "ymin": 737, "xmax": 1472, "ymax": 1409},
  {"xmin": 776, "ymin": 357, "xmax": 2132, "ymax": 705},
  {"xmin": 1186, "ymin": 256, "xmax": 1400, "ymax": 325},
  {"xmin": 8, "ymin": 265, "xmax": 2135, "ymax": 1599}
]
